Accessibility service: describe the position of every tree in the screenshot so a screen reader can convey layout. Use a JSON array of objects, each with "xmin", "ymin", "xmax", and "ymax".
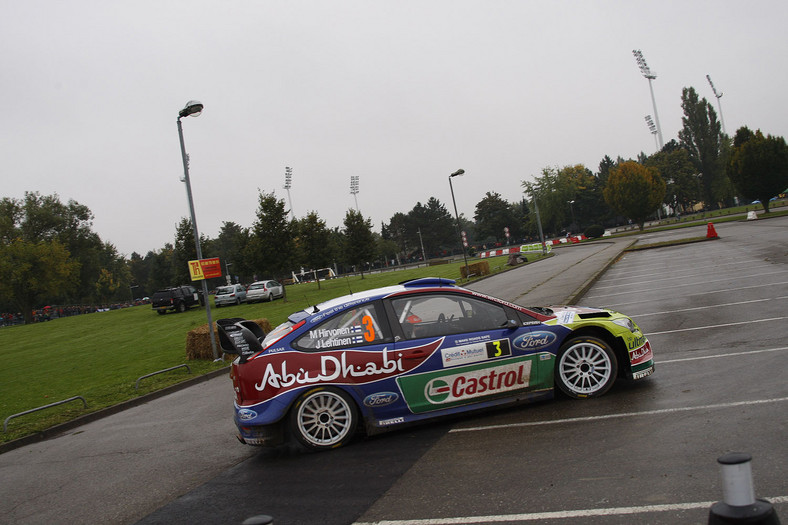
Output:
[
  {"xmin": 728, "ymin": 127, "xmax": 788, "ymax": 213},
  {"xmin": 0, "ymin": 239, "xmax": 78, "ymax": 323},
  {"xmin": 342, "ymin": 209, "xmax": 375, "ymax": 278},
  {"xmin": 246, "ymin": 191, "xmax": 296, "ymax": 280},
  {"xmin": 383, "ymin": 199, "xmax": 455, "ymax": 260},
  {"xmin": 644, "ymin": 145, "xmax": 699, "ymax": 214},
  {"xmin": 474, "ymin": 192, "xmax": 520, "ymax": 244},
  {"xmin": 295, "ymin": 211, "xmax": 335, "ymax": 285},
  {"xmin": 215, "ymin": 221, "xmax": 251, "ymax": 283},
  {"xmin": 678, "ymin": 87, "xmax": 729, "ymax": 207},
  {"xmin": 522, "ymin": 164, "xmax": 606, "ymax": 236},
  {"xmin": 603, "ymin": 161, "xmax": 666, "ymax": 230}
]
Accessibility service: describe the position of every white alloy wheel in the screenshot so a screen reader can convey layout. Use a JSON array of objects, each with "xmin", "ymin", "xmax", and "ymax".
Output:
[
  {"xmin": 555, "ymin": 336, "xmax": 617, "ymax": 398},
  {"xmin": 290, "ymin": 388, "xmax": 358, "ymax": 450}
]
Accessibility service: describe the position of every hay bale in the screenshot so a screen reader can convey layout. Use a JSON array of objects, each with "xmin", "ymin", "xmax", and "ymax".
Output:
[
  {"xmin": 460, "ymin": 261, "xmax": 490, "ymax": 278},
  {"xmin": 186, "ymin": 318, "xmax": 273, "ymax": 360}
]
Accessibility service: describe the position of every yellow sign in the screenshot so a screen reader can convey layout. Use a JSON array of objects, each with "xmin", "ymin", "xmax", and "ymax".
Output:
[{"xmin": 188, "ymin": 258, "xmax": 222, "ymax": 281}]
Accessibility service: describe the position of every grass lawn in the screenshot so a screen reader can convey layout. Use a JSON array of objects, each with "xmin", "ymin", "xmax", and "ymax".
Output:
[{"xmin": 0, "ymin": 254, "xmax": 533, "ymax": 444}]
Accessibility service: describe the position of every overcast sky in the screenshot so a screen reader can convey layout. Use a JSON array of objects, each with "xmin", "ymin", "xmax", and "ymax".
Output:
[{"xmin": 3, "ymin": 1, "xmax": 787, "ymax": 256}]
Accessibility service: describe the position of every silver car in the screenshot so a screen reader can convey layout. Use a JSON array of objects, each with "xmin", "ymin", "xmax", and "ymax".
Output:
[
  {"xmin": 245, "ymin": 280, "xmax": 284, "ymax": 303},
  {"xmin": 214, "ymin": 284, "xmax": 247, "ymax": 307}
]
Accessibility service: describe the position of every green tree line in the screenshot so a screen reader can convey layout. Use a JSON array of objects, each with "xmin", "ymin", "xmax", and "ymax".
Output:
[{"xmin": 2, "ymin": 85, "xmax": 786, "ymax": 322}]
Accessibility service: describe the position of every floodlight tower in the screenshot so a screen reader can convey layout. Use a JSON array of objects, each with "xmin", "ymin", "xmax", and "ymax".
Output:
[
  {"xmin": 284, "ymin": 166, "xmax": 295, "ymax": 219},
  {"xmin": 706, "ymin": 75, "xmax": 727, "ymax": 135},
  {"xmin": 633, "ymin": 49, "xmax": 664, "ymax": 150},
  {"xmin": 350, "ymin": 175, "xmax": 360, "ymax": 211},
  {"xmin": 645, "ymin": 115, "xmax": 659, "ymax": 151}
]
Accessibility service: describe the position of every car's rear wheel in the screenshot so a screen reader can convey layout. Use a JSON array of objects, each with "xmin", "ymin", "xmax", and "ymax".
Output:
[
  {"xmin": 289, "ymin": 387, "xmax": 358, "ymax": 450},
  {"xmin": 267, "ymin": 293, "xmax": 273, "ymax": 302},
  {"xmin": 177, "ymin": 302, "xmax": 186, "ymax": 313},
  {"xmin": 555, "ymin": 335, "xmax": 617, "ymax": 398},
  {"xmin": 157, "ymin": 310, "xmax": 166, "ymax": 315}
]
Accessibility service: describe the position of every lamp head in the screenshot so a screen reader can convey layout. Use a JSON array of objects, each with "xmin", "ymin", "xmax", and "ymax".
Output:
[
  {"xmin": 179, "ymin": 100, "xmax": 204, "ymax": 118},
  {"xmin": 450, "ymin": 169, "xmax": 465, "ymax": 177}
]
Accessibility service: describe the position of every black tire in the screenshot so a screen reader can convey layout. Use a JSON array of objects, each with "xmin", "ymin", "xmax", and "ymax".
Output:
[
  {"xmin": 156, "ymin": 310, "xmax": 166, "ymax": 315},
  {"xmin": 177, "ymin": 302, "xmax": 186, "ymax": 313},
  {"xmin": 235, "ymin": 298, "xmax": 240, "ymax": 305},
  {"xmin": 289, "ymin": 387, "xmax": 358, "ymax": 450},
  {"xmin": 555, "ymin": 335, "xmax": 618, "ymax": 398},
  {"xmin": 267, "ymin": 293, "xmax": 273, "ymax": 302}
]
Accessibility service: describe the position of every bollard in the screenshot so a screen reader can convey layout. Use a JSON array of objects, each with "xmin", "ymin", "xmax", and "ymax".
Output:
[{"xmin": 708, "ymin": 453, "xmax": 780, "ymax": 524}]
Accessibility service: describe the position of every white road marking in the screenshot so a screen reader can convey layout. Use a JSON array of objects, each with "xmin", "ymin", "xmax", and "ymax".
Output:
[
  {"xmin": 658, "ymin": 346, "xmax": 787, "ymax": 364},
  {"xmin": 600, "ymin": 281, "xmax": 788, "ymax": 309},
  {"xmin": 585, "ymin": 269, "xmax": 788, "ymax": 300},
  {"xmin": 645, "ymin": 316, "xmax": 788, "ymax": 335},
  {"xmin": 631, "ymin": 296, "xmax": 788, "ymax": 317},
  {"xmin": 353, "ymin": 496, "xmax": 788, "ymax": 524},
  {"xmin": 449, "ymin": 397, "xmax": 788, "ymax": 433}
]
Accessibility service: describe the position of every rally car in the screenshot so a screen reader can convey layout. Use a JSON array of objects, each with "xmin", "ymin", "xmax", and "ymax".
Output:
[{"xmin": 220, "ymin": 277, "xmax": 654, "ymax": 451}]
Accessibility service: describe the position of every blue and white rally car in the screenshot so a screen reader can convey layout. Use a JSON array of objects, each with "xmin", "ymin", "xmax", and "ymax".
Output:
[{"xmin": 221, "ymin": 278, "xmax": 654, "ymax": 451}]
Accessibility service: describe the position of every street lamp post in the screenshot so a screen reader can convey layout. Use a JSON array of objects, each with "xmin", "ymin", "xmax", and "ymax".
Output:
[
  {"xmin": 448, "ymin": 169, "xmax": 470, "ymax": 278},
  {"xmin": 567, "ymin": 200, "xmax": 577, "ymax": 233},
  {"xmin": 284, "ymin": 166, "xmax": 295, "ymax": 220},
  {"xmin": 633, "ymin": 49, "xmax": 664, "ymax": 150},
  {"xmin": 645, "ymin": 115, "xmax": 659, "ymax": 152},
  {"xmin": 177, "ymin": 100, "xmax": 219, "ymax": 361},
  {"xmin": 706, "ymin": 74, "xmax": 727, "ymax": 135},
  {"xmin": 350, "ymin": 175, "xmax": 360, "ymax": 212},
  {"xmin": 417, "ymin": 227, "xmax": 427, "ymax": 265}
]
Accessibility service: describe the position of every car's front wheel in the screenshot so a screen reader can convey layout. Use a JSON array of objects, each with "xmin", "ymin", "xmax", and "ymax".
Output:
[
  {"xmin": 555, "ymin": 335, "xmax": 618, "ymax": 398},
  {"xmin": 289, "ymin": 387, "xmax": 358, "ymax": 450}
]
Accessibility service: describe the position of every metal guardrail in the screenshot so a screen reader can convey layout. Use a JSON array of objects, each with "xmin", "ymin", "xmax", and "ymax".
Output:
[
  {"xmin": 4, "ymin": 396, "xmax": 88, "ymax": 432},
  {"xmin": 135, "ymin": 364, "xmax": 191, "ymax": 391}
]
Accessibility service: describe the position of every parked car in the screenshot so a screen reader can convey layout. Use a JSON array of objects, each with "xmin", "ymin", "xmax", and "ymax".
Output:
[
  {"xmin": 221, "ymin": 277, "xmax": 654, "ymax": 450},
  {"xmin": 151, "ymin": 286, "xmax": 203, "ymax": 315},
  {"xmin": 245, "ymin": 280, "xmax": 284, "ymax": 303},
  {"xmin": 214, "ymin": 284, "xmax": 247, "ymax": 307}
]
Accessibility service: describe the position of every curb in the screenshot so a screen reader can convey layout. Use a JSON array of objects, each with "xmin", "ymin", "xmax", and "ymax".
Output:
[
  {"xmin": 0, "ymin": 366, "xmax": 231, "ymax": 455},
  {"xmin": 563, "ymin": 239, "xmax": 637, "ymax": 306}
]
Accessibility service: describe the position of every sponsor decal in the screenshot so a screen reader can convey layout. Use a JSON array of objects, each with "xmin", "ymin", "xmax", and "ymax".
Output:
[
  {"xmin": 237, "ymin": 409, "xmax": 257, "ymax": 421},
  {"xmin": 629, "ymin": 340, "xmax": 653, "ymax": 365},
  {"xmin": 250, "ymin": 339, "xmax": 441, "ymax": 398},
  {"xmin": 308, "ymin": 325, "xmax": 365, "ymax": 349},
  {"xmin": 364, "ymin": 392, "xmax": 399, "ymax": 407},
  {"xmin": 378, "ymin": 417, "xmax": 405, "ymax": 426},
  {"xmin": 513, "ymin": 331, "xmax": 557, "ymax": 351},
  {"xmin": 554, "ymin": 310, "xmax": 576, "ymax": 325},
  {"xmin": 398, "ymin": 356, "xmax": 538, "ymax": 413},
  {"xmin": 441, "ymin": 338, "xmax": 511, "ymax": 367}
]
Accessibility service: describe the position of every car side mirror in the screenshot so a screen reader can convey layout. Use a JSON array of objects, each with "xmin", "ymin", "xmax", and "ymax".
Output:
[{"xmin": 503, "ymin": 319, "xmax": 519, "ymax": 329}]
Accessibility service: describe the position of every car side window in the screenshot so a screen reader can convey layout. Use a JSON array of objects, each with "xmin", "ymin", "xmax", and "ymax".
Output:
[
  {"xmin": 391, "ymin": 294, "xmax": 509, "ymax": 339},
  {"xmin": 293, "ymin": 302, "xmax": 389, "ymax": 351}
]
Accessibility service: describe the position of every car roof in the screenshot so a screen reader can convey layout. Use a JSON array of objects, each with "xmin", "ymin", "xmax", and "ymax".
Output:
[{"xmin": 298, "ymin": 278, "xmax": 459, "ymax": 319}]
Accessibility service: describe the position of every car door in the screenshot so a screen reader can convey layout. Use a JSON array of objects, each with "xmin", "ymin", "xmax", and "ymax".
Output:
[{"xmin": 387, "ymin": 292, "xmax": 550, "ymax": 415}]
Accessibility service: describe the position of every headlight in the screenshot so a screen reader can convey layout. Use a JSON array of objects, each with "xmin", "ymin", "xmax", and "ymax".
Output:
[{"xmin": 612, "ymin": 318, "xmax": 637, "ymax": 333}]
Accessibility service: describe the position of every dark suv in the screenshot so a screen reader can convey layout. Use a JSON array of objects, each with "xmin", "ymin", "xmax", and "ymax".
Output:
[{"xmin": 151, "ymin": 286, "xmax": 204, "ymax": 315}]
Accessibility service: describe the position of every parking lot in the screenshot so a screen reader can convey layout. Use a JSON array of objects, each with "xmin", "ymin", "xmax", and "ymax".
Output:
[{"xmin": 132, "ymin": 218, "xmax": 787, "ymax": 525}]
